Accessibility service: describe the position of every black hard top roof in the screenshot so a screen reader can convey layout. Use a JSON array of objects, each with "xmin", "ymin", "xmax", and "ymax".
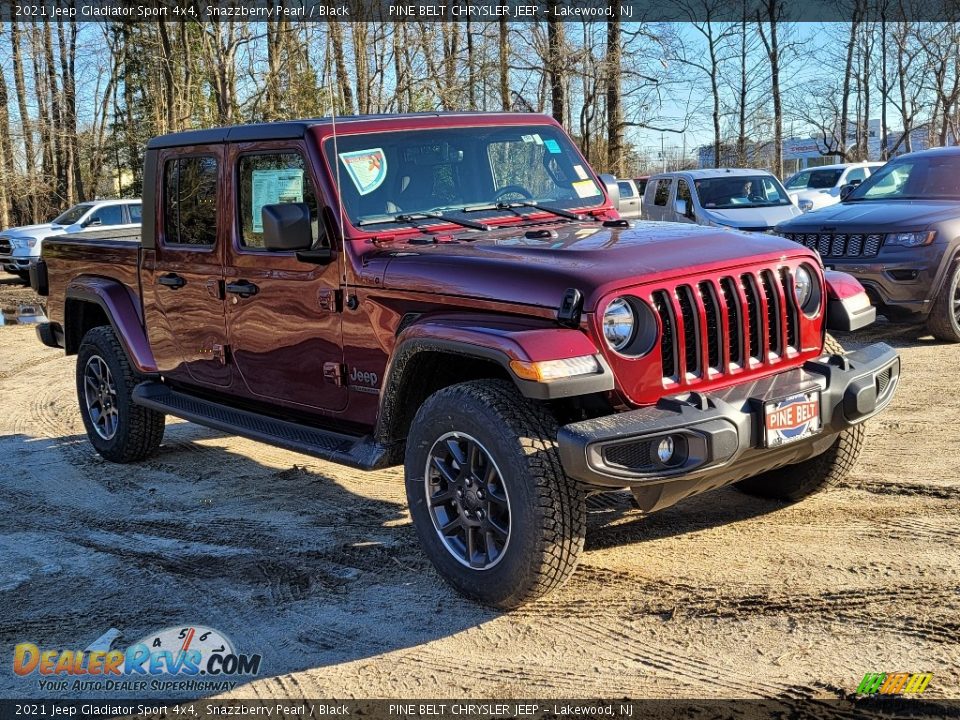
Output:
[{"xmin": 146, "ymin": 112, "xmax": 547, "ymax": 150}]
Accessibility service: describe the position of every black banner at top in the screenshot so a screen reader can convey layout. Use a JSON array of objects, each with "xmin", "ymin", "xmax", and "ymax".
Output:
[{"xmin": 3, "ymin": 0, "xmax": 960, "ymax": 22}]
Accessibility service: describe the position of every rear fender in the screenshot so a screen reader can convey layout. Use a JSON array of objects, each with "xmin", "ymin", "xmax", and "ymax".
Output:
[
  {"xmin": 824, "ymin": 270, "xmax": 876, "ymax": 332},
  {"xmin": 65, "ymin": 276, "xmax": 158, "ymax": 373}
]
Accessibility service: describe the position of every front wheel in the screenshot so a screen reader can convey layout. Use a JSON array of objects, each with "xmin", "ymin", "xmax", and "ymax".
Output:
[
  {"xmin": 405, "ymin": 380, "xmax": 586, "ymax": 609},
  {"xmin": 926, "ymin": 260, "xmax": 960, "ymax": 343},
  {"xmin": 76, "ymin": 326, "xmax": 165, "ymax": 463},
  {"xmin": 734, "ymin": 335, "xmax": 865, "ymax": 501}
]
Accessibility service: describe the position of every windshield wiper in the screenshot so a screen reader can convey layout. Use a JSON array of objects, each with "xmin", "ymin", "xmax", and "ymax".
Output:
[
  {"xmin": 358, "ymin": 212, "xmax": 490, "ymax": 231},
  {"xmin": 497, "ymin": 201, "xmax": 586, "ymax": 221}
]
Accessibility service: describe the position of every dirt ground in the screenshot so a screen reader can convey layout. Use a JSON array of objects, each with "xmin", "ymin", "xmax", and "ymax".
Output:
[{"xmin": 0, "ymin": 273, "xmax": 957, "ymax": 703}]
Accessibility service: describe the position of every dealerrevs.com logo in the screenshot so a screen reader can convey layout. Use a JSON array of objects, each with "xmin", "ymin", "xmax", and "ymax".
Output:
[
  {"xmin": 13, "ymin": 625, "xmax": 262, "ymax": 693},
  {"xmin": 857, "ymin": 672, "xmax": 932, "ymax": 696}
]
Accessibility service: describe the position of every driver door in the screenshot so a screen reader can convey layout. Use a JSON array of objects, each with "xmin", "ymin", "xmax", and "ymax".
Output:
[{"xmin": 222, "ymin": 142, "xmax": 347, "ymax": 414}]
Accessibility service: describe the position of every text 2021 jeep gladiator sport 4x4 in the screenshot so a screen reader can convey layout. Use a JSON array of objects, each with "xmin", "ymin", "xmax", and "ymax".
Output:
[{"xmin": 32, "ymin": 113, "xmax": 900, "ymax": 608}]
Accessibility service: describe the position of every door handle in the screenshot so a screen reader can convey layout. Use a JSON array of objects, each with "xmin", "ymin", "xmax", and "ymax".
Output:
[
  {"xmin": 158, "ymin": 273, "xmax": 186, "ymax": 289},
  {"xmin": 225, "ymin": 280, "xmax": 259, "ymax": 299}
]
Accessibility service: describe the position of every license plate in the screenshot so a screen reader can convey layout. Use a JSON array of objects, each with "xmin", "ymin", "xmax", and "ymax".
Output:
[{"xmin": 763, "ymin": 391, "xmax": 821, "ymax": 447}]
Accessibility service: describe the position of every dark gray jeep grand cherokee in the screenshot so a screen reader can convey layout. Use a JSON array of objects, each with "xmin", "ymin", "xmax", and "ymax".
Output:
[{"xmin": 777, "ymin": 146, "xmax": 960, "ymax": 342}]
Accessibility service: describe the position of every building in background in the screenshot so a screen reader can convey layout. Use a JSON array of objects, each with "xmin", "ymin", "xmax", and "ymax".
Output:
[{"xmin": 697, "ymin": 121, "xmax": 955, "ymax": 176}]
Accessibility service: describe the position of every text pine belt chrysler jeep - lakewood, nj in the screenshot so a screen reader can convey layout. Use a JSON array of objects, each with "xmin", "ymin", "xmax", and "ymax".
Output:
[{"xmin": 31, "ymin": 113, "xmax": 900, "ymax": 608}]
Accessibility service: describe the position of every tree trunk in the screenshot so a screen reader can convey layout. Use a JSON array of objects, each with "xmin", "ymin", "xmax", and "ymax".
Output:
[
  {"xmin": 606, "ymin": 12, "xmax": 623, "ymax": 175},
  {"xmin": 11, "ymin": 18, "xmax": 38, "ymax": 219},
  {"xmin": 498, "ymin": 17, "xmax": 510, "ymax": 110},
  {"xmin": 546, "ymin": 5, "xmax": 565, "ymax": 126}
]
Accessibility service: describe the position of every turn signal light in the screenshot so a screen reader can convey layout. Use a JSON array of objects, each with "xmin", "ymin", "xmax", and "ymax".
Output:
[{"xmin": 509, "ymin": 355, "xmax": 601, "ymax": 382}]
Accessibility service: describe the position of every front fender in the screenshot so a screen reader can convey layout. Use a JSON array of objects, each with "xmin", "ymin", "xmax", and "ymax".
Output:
[
  {"xmin": 65, "ymin": 276, "xmax": 158, "ymax": 373},
  {"xmin": 824, "ymin": 270, "xmax": 876, "ymax": 332},
  {"xmin": 385, "ymin": 313, "xmax": 614, "ymax": 401}
]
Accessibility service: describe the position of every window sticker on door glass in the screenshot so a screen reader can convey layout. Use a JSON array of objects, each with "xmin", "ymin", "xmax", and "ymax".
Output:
[
  {"xmin": 251, "ymin": 169, "xmax": 304, "ymax": 232},
  {"xmin": 521, "ymin": 134, "xmax": 535, "ymax": 143},
  {"xmin": 572, "ymin": 179, "xmax": 601, "ymax": 198},
  {"xmin": 531, "ymin": 133, "xmax": 544, "ymax": 145},
  {"xmin": 544, "ymin": 139, "xmax": 562, "ymax": 154},
  {"xmin": 339, "ymin": 148, "xmax": 387, "ymax": 196},
  {"xmin": 573, "ymin": 164, "xmax": 589, "ymax": 180}
]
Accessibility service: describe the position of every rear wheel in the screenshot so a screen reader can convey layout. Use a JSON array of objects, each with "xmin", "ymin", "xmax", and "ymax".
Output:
[
  {"xmin": 76, "ymin": 326, "xmax": 165, "ymax": 463},
  {"xmin": 926, "ymin": 260, "xmax": 960, "ymax": 343},
  {"xmin": 734, "ymin": 335, "xmax": 865, "ymax": 501},
  {"xmin": 405, "ymin": 379, "xmax": 586, "ymax": 609}
]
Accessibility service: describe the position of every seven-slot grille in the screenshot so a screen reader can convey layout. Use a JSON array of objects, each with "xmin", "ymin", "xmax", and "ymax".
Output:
[
  {"xmin": 651, "ymin": 268, "xmax": 801, "ymax": 384},
  {"xmin": 0, "ymin": 236, "xmax": 11, "ymax": 256},
  {"xmin": 782, "ymin": 232, "xmax": 883, "ymax": 258}
]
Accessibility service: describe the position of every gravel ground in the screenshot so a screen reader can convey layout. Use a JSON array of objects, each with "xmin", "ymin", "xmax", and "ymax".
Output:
[{"xmin": 0, "ymin": 274, "xmax": 957, "ymax": 703}]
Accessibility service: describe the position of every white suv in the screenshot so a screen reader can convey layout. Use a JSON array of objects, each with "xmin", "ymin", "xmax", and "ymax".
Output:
[
  {"xmin": 784, "ymin": 162, "xmax": 884, "ymax": 213},
  {"xmin": 0, "ymin": 199, "xmax": 141, "ymax": 280}
]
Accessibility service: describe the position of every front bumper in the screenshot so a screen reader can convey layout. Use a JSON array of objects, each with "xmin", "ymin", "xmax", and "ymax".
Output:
[
  {"xmin": 822, "ymin": 244, "xmax": 947, "ymax": 318},
  {"xmin": 558, "ymin": 343, "xmax": 899, "ymax": 497}
]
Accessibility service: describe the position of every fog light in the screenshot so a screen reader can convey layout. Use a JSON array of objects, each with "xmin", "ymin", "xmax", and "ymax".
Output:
[{"xmin": 656, "ymin": 436, "xmax": 675, "ymax": 464}]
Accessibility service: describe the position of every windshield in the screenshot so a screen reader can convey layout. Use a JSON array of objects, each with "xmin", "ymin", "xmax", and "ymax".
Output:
[
  {"xmin": 694, "ymin": 175, "xmax": 791, "ymax": 209},
  {"xmin": 52, "ymin": 203, "xmax": 93, "ymax": 225},
  {"xmin": 323, "ymin": 125, "xmax": 603, "ymax": 228},
  {"xmin": 785, "ymin": 168, "xmax": 843, "ymax": 190},
  {"xmin": 847, "ymin": 155, "xmax": 960, "ymax": 201}
]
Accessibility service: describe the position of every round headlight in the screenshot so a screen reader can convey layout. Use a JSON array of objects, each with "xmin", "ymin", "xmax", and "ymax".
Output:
[
  {"xmin": 603, "ymin": 297, "xmax": 636, "ymax": 351},
  {"xmin": 794, "ymin": 265, "xmax": 813, "ymax": 309}
]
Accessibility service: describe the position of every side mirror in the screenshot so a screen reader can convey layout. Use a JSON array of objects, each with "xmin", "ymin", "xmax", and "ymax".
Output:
[
  {"xmin": 85, "ymin": 217, "xmax": 102, "ymax": 228},
  {"xmin": 262, "ymin": 202, "xmax": 316, "ymax": 251},
  {"xmin": 849, "ymin": 178, "xmax": 863, "ymax": 186},
  {"xmin": 839, "ymin": 184, "xmax": 856, "ymax": 200},
  {"xmin": 674, "ymin": 199, "xmax": 693, "ymax": 218},
  {"xmin": 597, "ymin": 173, "xmax": 620, "ymax": 209}
]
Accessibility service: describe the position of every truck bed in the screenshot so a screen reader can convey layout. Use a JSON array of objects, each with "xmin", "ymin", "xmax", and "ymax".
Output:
[{"xmin": 41, "ymin": 228, "xmax": 143, "ymax": 336}]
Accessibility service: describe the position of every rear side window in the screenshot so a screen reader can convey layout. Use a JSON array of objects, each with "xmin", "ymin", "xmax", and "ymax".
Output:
[
  {"xmin": 654, "ymin": 179, "xmax": 672, "ymax": 206},
  {"xmin": 237, "ymin": 152, "xmax": 321, "ymax": 249},
  {"xmin": 618, "ymin": 181, "xmax": 635, "ymax": 198},
  {"xmin": 164, "ymin": 156, "xmax": 218, "ymax": 246},
  {"xmin": 128, "ymin": 204, "xmax": 142, "ymax": 223},
  {"xmin": 845, "ymin": 167, "xmax": 868, "ymax": 184},
  {"xmin": 89, "ymin": 204, "xmax": 124, "ymax": 226},
  {"xmin": 677, "ymin": 179, "xmax": 692, "ymax": 203}
]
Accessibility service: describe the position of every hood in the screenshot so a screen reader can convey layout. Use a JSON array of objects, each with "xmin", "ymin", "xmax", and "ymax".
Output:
[
  {"xmin": 369, "ymin": 220, "xmax": 813, "ymax": 311},
  {"xmin": 777, "ymin": 199, "xmax": 960, "ymax": 233},
  {"xmin": 0, "ymin": 223, "xmax": 65, "ymax": 239},
  {"xmin": 703, "ymin": 204, "xmax": 801, "ymax": 228}
]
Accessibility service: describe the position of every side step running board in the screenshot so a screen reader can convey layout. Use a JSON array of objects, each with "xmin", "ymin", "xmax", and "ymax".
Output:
[{"xmin": 132, "ymin": 381, "xmax": 392, "ymax": 471}]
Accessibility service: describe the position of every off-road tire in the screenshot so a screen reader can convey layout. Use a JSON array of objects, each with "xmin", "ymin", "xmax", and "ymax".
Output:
[
  {"xmin": 926, "ymin": 260, "xmax": 960, "ymax": 343},
  {"xmin": 76, "ymin": 326, "xmax": 165, "ymax": 463},
  {"xmin": 734, "ymin": 335, "xmax": 865, "ymax": 502},
  {"xmin": 405, "ymin": 379, "xmax": 586, "ymax": 609}
]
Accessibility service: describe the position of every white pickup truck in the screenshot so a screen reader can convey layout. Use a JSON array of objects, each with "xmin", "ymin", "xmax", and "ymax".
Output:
[{"xmin": 0, "ymin": 199, "xmax": 141, "ymax": 281}]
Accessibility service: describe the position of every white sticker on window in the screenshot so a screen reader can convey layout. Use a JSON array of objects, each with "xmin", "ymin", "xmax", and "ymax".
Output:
[
  {"xmin": 572, "ymin": 179, "xmax": 601, "ymax": 198},
  {"xmin": 573, "ymin": 164, "xmax": 589, "ymax": 180},
  {"xmin": 532, "ymin": 133, "xmax": 544, "ymax": 145},
  {"xmin": 339, "ymin": 148, "xmax": 387, "ymax": 196},
  {"xmin": 251, "ymin": 169, "xmax": 305, "ymax": 233}
]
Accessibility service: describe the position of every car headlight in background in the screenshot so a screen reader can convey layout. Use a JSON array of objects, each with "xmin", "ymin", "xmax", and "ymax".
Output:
[
  {"xmin": 885, "ymin": 231, "xmax": 936, "ymax": 247},
  {"xmin": 793, "ymin": 264, "xmax": 821, "ymax": 315},
  {"xmin": 797, "ymin": 199, "xmax": 814, "ymax": 212},
  {"xmin": 602, "ymin": 297, "xmax": 636, "ymax": 351},
  {"xmin": 8, "ymin": 237, "xmax": 37, "ymax": 249}
]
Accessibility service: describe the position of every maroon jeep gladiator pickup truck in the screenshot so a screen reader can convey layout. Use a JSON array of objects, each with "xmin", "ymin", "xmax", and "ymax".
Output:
[{"xmin": 32, "ymin": 112, "xmax": 900, "ymax": 608}]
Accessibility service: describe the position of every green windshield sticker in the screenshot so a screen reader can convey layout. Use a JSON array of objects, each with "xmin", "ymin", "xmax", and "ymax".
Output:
[
  {"xmin": 339, "ymin": 148, "xmax": 387, "ymax": 196},
  {"xmin": 251, "ymin": 169, "xmax": 304, "ymax": 233}
]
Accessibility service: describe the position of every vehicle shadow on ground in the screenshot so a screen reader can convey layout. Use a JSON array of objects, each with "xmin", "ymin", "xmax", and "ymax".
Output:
[
  {"xmin": 584, "ymin": 488, "xmax": 786, "ymax": 551},
  {"xmin": 835, "ymin": 317, "xmax": 946, "ymax": 350},
  {"xmin": 0, "ymin": 423, "xmax": 501, "ymax": 699}
]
